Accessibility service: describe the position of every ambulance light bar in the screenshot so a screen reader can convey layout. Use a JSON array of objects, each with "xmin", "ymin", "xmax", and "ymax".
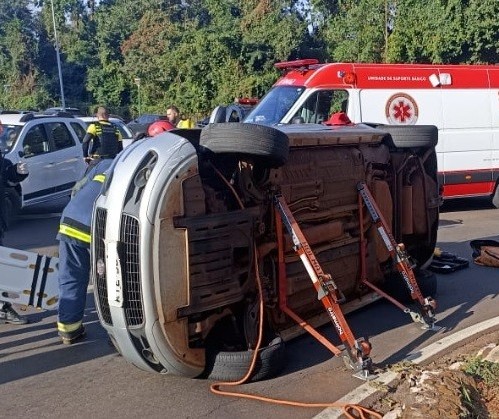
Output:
[
  {"xmin": 274, "ymin": 59, "xmax": 319, "ymax": 71},
  {"xmin": 235, "ymin": 97, "xmax": 259, "ymax": 105}
]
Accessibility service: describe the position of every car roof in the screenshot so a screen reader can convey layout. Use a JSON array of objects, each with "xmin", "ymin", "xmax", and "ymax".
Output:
[
  {"xmin": 0, "ymin": 112, "xmax": 79, "ymax": 125},
  {"xmin": 77, "ymin": 116, "xmax": 124, "ymax": 123}
]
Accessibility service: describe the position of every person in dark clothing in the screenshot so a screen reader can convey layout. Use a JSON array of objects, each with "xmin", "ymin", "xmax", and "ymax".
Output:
[
  {"xmin": 56, "ymin": 158, "xmax": 113, "ymax": 344},
  {"xmin": 82, "ymin": 106, "xmax": 122, "ymax": 165},
  {"xmin": 0, "ymin": 120, "xmax": 29, "ymax": 325}
]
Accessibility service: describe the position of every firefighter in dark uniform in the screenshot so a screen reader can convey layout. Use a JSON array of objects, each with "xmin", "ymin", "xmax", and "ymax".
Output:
[
  {"xmin": 82, "ymin": 106, "xmax": 122, "ymax": 165},
  {"xmin": 56, "ymin": 158, "xmax": 114, "ymax": 344}
]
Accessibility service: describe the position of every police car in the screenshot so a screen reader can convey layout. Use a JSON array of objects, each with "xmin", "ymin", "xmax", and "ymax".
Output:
[{"xmin": 0, "ymin": 112, "xmax": 87, "ymax": 223}]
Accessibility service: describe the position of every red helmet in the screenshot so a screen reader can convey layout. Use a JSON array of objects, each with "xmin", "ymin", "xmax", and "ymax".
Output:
[
  {"xmin": 324, "ymin": 112, "xmax": 352, "ymax": 126},
  {"xmin": 147, "ymin": 120, "xmax": 175, "ymax": 137}
]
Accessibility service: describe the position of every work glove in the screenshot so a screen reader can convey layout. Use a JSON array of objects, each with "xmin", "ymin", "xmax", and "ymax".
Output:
[{"xmin": 16, "ymin": 162, "xmax": 29, "ymax": 175}]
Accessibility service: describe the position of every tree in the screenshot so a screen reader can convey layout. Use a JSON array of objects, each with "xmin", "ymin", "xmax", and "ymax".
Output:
[
  {"xmin": 321, "ymin": 0, "xmax": 387, "ymax": 62},
  {"xmin": 0, "ymin": 2, "xmax": 51, "ymax": 110}
]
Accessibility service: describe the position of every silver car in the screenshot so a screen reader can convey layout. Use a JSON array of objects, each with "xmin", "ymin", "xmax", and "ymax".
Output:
[{"xmin": 91, "ymin": 122, "xmax": 440, "ymax": 380}]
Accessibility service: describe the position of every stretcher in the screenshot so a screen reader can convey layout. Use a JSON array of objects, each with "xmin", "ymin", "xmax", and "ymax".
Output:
[{"xmin": 0, "ymin": 246, "xmax": 59, "ymax": 311}]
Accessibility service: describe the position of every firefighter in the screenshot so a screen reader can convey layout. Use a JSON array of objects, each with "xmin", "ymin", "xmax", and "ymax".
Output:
[
  {"xmin": 82, "ymin": 106, "xmax": 122, "ymax": 165},
  {"xmin": 56, "ymin": 158, "xmax": 113, "ymax": 344},
  {"xmin": 0, "ymin": 120, "xmax": 29, "ymax": 324}
]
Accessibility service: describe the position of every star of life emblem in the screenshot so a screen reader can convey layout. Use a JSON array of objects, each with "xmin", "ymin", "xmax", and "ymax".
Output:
[{"xmin": 385, "ymin": 93, "xmax": 419, "ymax": 125}]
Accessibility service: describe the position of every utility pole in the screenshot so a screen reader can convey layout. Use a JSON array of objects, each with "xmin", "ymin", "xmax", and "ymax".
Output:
[
  {"xmin": 134, "ymin": 77, "xmax": 141, "ymax": 115},
  {"xmin": 50, "ymin": 0, "xmax": 66, "ymax": 110}
]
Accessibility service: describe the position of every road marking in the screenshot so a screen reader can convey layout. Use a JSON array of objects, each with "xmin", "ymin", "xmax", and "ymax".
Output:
[{"xmin": 314, "ymin": 316, "xmax": 499, "ymax": 418}]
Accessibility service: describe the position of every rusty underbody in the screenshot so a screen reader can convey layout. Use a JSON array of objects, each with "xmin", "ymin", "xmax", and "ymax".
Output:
[{"xmin": 171, "ymin": 127, "xmax": 440, "ymax": 349}]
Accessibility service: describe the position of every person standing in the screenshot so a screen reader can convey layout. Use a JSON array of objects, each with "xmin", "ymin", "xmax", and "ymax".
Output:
[
  {"xmin": 56, "ymin": 158, "xmax": 113, "ymax": 343},
  {"xmin": 82, "ymin": 106, "xmax": 122, "ymax": 164},
  {"xmin": 177, "ymin": 114, "xmax": 195, "ymax": 129},
  {"xmin": 166, "ymin": 105, "xmax": 180, "ymax": 126},
  {"xmin": 0, "ymin": 120, "xmax": 29, "ymax": 325}
]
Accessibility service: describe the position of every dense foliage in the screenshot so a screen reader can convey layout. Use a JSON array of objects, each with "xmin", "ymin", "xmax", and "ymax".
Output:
[{"xmin": 0, "ymin": 0, "xmax": 497, "ymax": 120}]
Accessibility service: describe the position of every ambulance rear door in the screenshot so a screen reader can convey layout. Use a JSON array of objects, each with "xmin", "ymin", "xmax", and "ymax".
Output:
[
  {"xmin": 439, "ymin": 67, "xmax": 493, "ymax": 197},
  {"xmin": 490, "ymin": 69, "xmax": 499, "ymax": 191}
]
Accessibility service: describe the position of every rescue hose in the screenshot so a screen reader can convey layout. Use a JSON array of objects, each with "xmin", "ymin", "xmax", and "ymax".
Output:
[{"xmin": 208, "ymin": 162, "xmax": 382, "ymax": 418}]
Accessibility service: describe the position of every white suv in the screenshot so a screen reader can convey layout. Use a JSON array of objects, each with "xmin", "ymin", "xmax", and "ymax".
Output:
[{"xmin": 0, "ymin": 112, "xmax": 87, "ymax": 221}]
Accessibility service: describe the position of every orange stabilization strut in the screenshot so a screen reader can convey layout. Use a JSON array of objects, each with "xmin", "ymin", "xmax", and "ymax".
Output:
[{"xmin": 274, "ymin": 194, "xmax": 373, "ymax": 378}]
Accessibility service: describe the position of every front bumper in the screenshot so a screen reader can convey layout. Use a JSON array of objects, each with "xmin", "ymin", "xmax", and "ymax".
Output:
[{"xmin": 92, "ymin": 133, "xmax": 204, "ymax": 376}]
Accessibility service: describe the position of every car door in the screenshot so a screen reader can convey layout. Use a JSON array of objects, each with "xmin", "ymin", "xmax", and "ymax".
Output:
[
  {"xmin": 46, "ymin": 121, "xmax": 86, "ymax": 195},
  {"xmin": 19, "ymin": 122, "xmax": 57, "ymax": 204}
]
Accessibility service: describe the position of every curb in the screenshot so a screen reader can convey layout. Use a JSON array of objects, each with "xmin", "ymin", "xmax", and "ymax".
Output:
[{"xmin": 313, "ymin": 316, "xmax": 499, "ymax": 419}]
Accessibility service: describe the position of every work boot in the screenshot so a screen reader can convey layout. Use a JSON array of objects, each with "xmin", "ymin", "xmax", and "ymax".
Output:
[
  {"xmin": 58, "ymin": 324, "xmax": 86, "ymax": 345},
  {"xmin": 0, "ymin": 302, "xmax": 29, "ymax": 325}
]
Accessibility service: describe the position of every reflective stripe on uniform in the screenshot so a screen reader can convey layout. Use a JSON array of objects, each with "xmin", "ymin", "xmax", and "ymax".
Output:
[
  {"xmin": 59, "ymin": 224, "xmax": 91, "ymax": 243},
  {"xmin": 93, "ymin": 174, "xmax": 106, "ymax": 183},
  {"xmin": 57, "ymin": 320, "xmax": 82, "ymax": 333}
]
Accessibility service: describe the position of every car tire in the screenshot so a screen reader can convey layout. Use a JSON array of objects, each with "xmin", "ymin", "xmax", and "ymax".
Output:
[
  {"xmin": 3, "ymin": 188, "xmax": 21, "ymax": 229},
  {"xmin": 200, "ymin": 123, "xmax": 289, "ymax": 168},
  {"xmin": 378, "ymin": 125, "xmax": 438, "ymax": 148},
  {"xmin": 203, "ymin": 337, "xmax": 286, "ymax": 382},
  {"xmin": 382, "ymin": 268, "xmax": 437, "ymax": 304}
]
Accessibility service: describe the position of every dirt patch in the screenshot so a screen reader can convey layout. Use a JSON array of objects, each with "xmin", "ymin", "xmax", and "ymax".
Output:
[{"xmin": 366, "ymin": 330, "xmax": 499, "ymax": 418}]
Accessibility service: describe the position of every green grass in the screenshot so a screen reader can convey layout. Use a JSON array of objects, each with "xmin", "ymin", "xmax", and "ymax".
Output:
[{"xmin": 462, "ymin": 356, "xmax": 499, "ymax": 386}]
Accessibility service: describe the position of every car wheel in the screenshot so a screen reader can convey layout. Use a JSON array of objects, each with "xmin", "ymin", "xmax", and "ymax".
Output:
[
  {"xmin": 203, "ymin": 336, "xmax": 286, "ymax": 382},
  {"xmin": 200, "ymin": 123, "xmax": 289, "ymax": 168},
  {"xmin": 378, "ymin": 125, "xmax": 438, "ymax": 148},
  {"xmin": 3, "ymin": 188, "xmax": 21, "ymax": 229},
  {"xmin": 382, "ymin": 268, "xmax": 437, "ymax": 304}
]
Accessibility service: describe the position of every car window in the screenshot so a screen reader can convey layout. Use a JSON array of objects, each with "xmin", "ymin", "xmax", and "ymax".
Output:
[
  {"xmin": 48, "ymin": 122, "xmax": 76, "ymax": 150},
  {"xmin": 0, "ymin": 125, "xmax": 20, "ymax": 153},
  {"xmin": 113, "ymin": 121, "xmax": 132, "ymax": 139},
  {"xmin": 292, "ymin": 90, "xmax": 349, "ymax": 124},
  {"xmin": 23, "ymin": 124, "xmax": 50, "ymax": 157},
  {"xmin": 71, "ymin": 122, "xmax": 87, "ymax": 142},
  {"xmin": 137, "ymin": 114, "xmax": 159, "ymax": 124}
]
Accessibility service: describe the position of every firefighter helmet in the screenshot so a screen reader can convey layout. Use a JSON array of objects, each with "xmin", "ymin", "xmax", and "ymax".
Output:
[{"xmin": 147, "ymin": 120, "xmax": 175, "ymax": 137}]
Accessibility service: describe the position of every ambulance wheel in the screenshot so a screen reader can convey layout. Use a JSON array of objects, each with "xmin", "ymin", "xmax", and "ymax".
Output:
[
  {"xmin": 492, "ymin": 183, "xmax": 499, "ymax": 209},
  {"xmin": 382, "ymin": 268, "xmax": 437, "ymax": 304},
  {"xmin": 200, "ymin": 123, "xmax": 289, "ymax": 168},
  {"xmin": 379, "ymin": 125, "xmax": 438, "ymax": 149},
  {"xmin": 3, "ymin": 188, "xmax": 21, "ymax": 229}
]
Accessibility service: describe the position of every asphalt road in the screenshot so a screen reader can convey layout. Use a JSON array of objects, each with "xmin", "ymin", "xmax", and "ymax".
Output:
[{"xmin": 1, "ymin": 197, "xmax": 498, "ymax": 419}]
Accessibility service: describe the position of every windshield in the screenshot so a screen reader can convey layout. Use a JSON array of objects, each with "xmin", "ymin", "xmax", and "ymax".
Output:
[
  {"xmin": 244, "ymin": 86, "xmax": 305, "ymax": 125},
  {"xmin": 0, "ymin": 124, "xmax": 21, "ymax": 154}
]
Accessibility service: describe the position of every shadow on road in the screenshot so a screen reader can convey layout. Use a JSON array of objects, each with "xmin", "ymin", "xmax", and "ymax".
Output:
[{"xmin": 0, "ymin": 292, "xmax": 115, "ymax": 385}]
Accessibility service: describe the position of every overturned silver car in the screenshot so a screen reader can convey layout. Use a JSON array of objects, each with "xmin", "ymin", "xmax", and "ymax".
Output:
[{"xmin": 91, "ymin": 122, "xmax": 440, "ymax": 380}]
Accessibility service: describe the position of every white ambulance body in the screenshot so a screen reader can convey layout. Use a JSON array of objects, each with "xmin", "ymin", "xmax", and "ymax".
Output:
[{"xmin": 244, "ymin": 59, "xmax": 499, "ymax": 201}]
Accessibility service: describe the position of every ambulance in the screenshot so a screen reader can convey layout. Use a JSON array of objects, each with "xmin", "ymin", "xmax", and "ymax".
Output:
[{"xmin": 244, "ymin": 59, "xmax": 499, "ymax": 203}]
